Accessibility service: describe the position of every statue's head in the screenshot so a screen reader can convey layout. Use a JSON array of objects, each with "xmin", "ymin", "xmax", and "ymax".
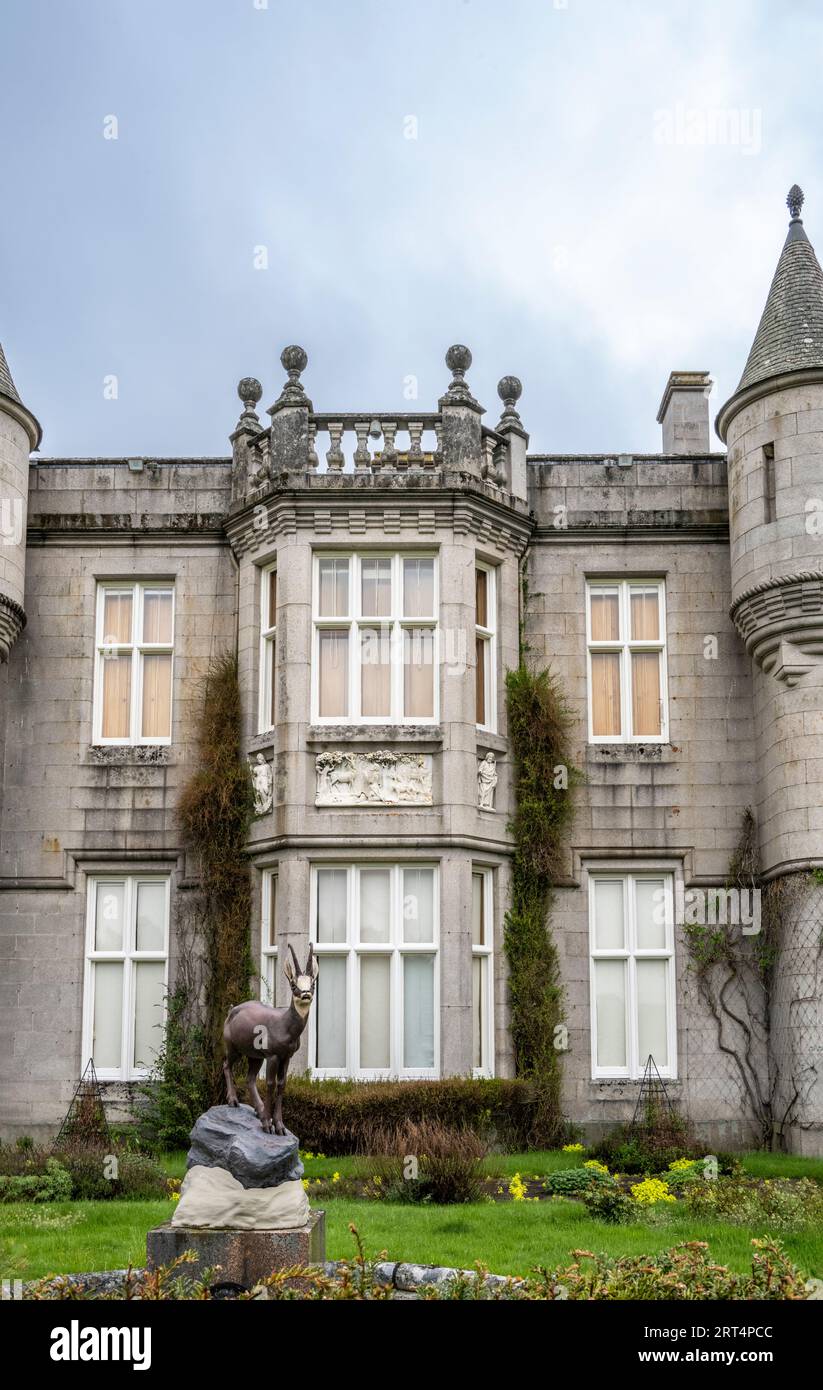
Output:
[{"xmin": 284, "ymin": 943, "xmax": 319, "ymax": 1011}]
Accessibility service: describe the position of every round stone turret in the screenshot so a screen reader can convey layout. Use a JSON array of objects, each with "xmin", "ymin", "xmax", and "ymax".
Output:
[{"xmin": 0, "ymin": 341, "xmax": 40, "ymax": 660}]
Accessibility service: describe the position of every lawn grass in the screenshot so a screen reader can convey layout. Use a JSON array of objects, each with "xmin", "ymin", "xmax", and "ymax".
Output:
[
  {"xmin": 158, "ymin": 1146, "xmax": 823, "ymax": 1183},
  {"xmin": 3, "ymin": 1191, "xmax": 821, "ymax": 1284}
]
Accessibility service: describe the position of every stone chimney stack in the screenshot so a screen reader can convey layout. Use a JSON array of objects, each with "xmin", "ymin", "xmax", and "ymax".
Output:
[{"xmin": 656, "ymin": 370, "xmax": 713, "ymax": 453}]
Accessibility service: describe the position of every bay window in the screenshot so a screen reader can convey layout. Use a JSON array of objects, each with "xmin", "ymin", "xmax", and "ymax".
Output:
[
  {"xmin": 586, "ymin": 579, "xmax": 667, "ymax": 742},
  {"xmin": 312, "ymin": 553, "xmax": 437, "ymax": 723},
  {"xmin": 83, "ymin": 876, "xmax": 169, "ymax": 1079},
  {"xmin": 310, "ymin": 863, "xmax": 438, "ymax": 1077},
  {"xmin": 589, "ymin": 872, "xmax": 676, "ymax": 1078},
  {"xmin": 94, "ymin": 582, "xmax": 174, "ymax": 743}
]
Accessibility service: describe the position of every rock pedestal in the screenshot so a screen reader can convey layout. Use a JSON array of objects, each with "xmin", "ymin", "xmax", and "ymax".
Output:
[
  {"xmin": 147, "ymin": 1103, "xmax": 325, "ymax": 1289},
  {"xmin": 146, "ymin": 1210, "xmax": 326, "ymax": 1288}
]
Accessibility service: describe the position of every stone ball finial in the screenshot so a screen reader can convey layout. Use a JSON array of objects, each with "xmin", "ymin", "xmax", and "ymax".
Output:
[
  {"xmin": 497, "ymin": 375, "xmax": 522, "ymax": 408},
  {"xmin": 445, "ymin": 344, "xmax": 472, "ymax": 379},
  {"xmin": 787, "ymin": 184, "xmax": 805, "ymax": 221},
  {"xmin": 238, "ymin": 377, "xmax": 263, "ymax": 406},
  {"xmin": 280, "ymin": 344, "xmax": 308, "ymax": 379}
]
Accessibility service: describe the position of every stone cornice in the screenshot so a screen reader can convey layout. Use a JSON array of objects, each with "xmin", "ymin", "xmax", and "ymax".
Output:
[
  {"xmin": 730, "ymin": 569, "xmax": 823, "ymax": 682},
  {"xmin": 225, "ymin": 479, "xmax": 533, "ymax": 559},
  {"xmin": 0, "ymin": 591, "xmax": 26, "ymax": 660}
]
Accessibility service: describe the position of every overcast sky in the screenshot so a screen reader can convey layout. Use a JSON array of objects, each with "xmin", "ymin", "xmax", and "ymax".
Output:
[{"xmin": 1, "ymin": 0, "xmax": 820, "ymax": 458}]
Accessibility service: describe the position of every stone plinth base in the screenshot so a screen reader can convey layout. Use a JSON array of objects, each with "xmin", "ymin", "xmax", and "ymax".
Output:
[{"xmin": 146, "ymin": 1211, "xmax": 325, "ymax": 1288}]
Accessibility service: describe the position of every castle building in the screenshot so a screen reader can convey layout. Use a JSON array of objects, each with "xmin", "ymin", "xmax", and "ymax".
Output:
[{"xmin": 1, "ymin": 189, "xmax": 821, "ymax": 1151}]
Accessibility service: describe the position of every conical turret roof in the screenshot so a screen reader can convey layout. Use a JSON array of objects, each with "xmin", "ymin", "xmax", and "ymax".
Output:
[
  {"xmin": 0, "ymin": 341, "xmax": 22, "ymax": 406},
  {"xmin": 736, "ymin": 185, "xmax": 823, "ymax": 392}
]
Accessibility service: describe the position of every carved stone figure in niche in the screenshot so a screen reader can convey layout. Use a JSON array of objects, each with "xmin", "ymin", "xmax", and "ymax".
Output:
[
  {"xmin": 477, "ymin": 751, "xmax": 498, "ymax": 809},
  {"xmin": 251, "ymin": 752, "xmax": 273, "ymax": 815}
]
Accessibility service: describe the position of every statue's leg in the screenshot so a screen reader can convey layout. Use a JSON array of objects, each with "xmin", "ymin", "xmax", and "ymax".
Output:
[
  {"xmin": 246, "ymin": 1055, "xmax": 267, "ymax": 1127},
  {"xmin": 264, "ymin": 1056, "xmax": 279, "ymax": 1133},
  {"xmin": 272, "ymin": 1057, "xmax": 289, "ymax": 1136},
  {"xmin": 222, "ymin": 1047, "xmax": 240, "ymax": 1107}
]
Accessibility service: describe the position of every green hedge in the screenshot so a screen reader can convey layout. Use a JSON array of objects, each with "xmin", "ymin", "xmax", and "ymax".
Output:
[
  {"xmin": 280, "ymin": 1077, "xmax": 537, "ymax": 1154},
  {"xmin": 0, "ymin": 1145, "xmax": 168, "ymax": 1201}
]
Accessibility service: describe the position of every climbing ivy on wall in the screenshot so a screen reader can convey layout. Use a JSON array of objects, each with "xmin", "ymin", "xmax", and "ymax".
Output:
[
  {"xmin": 139, "ymin": 653, "xmax": 255, "ymax": 1146},
  {"xmin": 504, "ymin": 641, "xmax": 580, "ymax": 1146}
]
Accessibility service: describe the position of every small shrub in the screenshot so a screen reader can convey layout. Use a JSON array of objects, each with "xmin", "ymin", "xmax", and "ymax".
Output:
[
  {"xmin": 0, "ymin": 1158, "xmax": 72, "ymax": 1204},
  {"xmin": 684, "ymin": 1177, "xmax": 823, "ymax": 1231},
  {"xmin": 365, "ymin": 1120, "xmax": 489, "ymax": 1205},
  {"xmin": 630, "ymin": 1177, "xmax": 677, "ymax": 1205},
  {"xmin": 543, "ymin": 1167, "xmax": 612, "ymax": 1196},
  {"xmin": 592, "ymin": 1122, "xmax": 739, "ymax": 1177},
  {"xmin": 580, "ymin": 1182, "xmax": 633, "ymax": 1225}
]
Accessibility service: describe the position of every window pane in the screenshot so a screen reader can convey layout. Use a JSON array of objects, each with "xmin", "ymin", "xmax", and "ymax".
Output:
[
  {"xmin": 359, "ymin": 869, "xmax": 391, "ymax": 943},
  {"xmin": 318, "ymin": 631, "xmax": 349, "ymax": 717},
  {"xmin": 268, "ymin": 638, "xmax": 276, "ymax": 727},
  {"xmin": 359, "ymin": 955, "xmax": 390, "ymax": 1069},
  {"xmin": 316, "ymin": 955, "xmax": 346, "ymax": 1068},
  {"xmin": 141, "ymin": 653, "xmax": 172, "ymax": 739},
  {"xmin": 475, "ymin": 568, "xmax": 488, "ymax": 628},
  {"xmin": 591, "ymin": 651, "xmax": 621, "ymax": 736},
  {"xmin": 472, "ymin": 955, "xmax": 484, "ymax": 1069},
  {"xmin": 316, "ymin": 869, "xmax": 348, "ymax": 943},
  {"xmin": 102, "ymin": 591, "xmax": 133, "ymax": 645},
  {"xmin": 360, "ymin": 628, "xmax": 391, "ymax": 717},
  {"xmin": 133, "ymin": 961, "xmax": 165, "ymax": 1069},
  {"xmin": 95, "ymin": 882, "xmax": 126, "ymax": 951},
  {"xmin": 635, "ymin": 879, "xmax": 667, "ymax": 950},
  {"xmin": 402, "ymin": 868, "xmax": 434, "ymax": 942},
  {"xmin": 593, "ymin": 879, "xmax": 625, "ymax": 950},
  {"xmin": 472, "ymin": 873, "xmax": 485, "ymax": 946},
  {"xmin": 92, "ymin": 962, "xmax": 123, "ymax": 1070},
  {"xmin": 135, "ymin": 882, "xmax": 166, "ymax": 951},
  {"xmin": 361, "ymin": 558, "xmax": 392, "ymax": 617},
  {"xmin": 403, "ymin": 558, "xmax": 434, "ymax": 617},
  {"xmin": 143, "ymin": 591, "xmax": 173, "ymax": 644},
  {"xmin": 475, "ymin": 636, "xmax": 487, "ymax": 725},
  {"xmin": 318, "ymin": 558, "xmax": 349, "ymax": 616},
  {"xmin": 631, "ymin": 588, "xmax": 659, "ymax": 641},
  {"xmin": 268, "ymin": 877, "xmax": 277, "ymax": 948},
  {"xmin": 101, "ymin": 652, "xmax": 132, "ymax": 739},
  {"xmin": 590, "ymin": 590, "xmax": 619, "ymax": 641},
  {"xmin": 637, "ymin": 959, "xmax": 668, "ymax": 1069},
  {"xmin": 594, "ymin": 959, "xmax": 626, "ymax": 1068},
  {"xmin": 631, "ymin": 652, "xmax": 661, "ymax": 737},
  {"xmin": 404, "ymin": 954, "xmax": 434, "ymax": 1068},
  {"xmin": 403, "ymin": 628, "xmax": 434, "ymax": 718},
  {"xmin": 267, "ymin": 570, "xmax": 277, "ymax": 629}
]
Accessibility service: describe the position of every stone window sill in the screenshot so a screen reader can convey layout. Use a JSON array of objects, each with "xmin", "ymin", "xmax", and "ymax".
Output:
[
  {"xmin": 87, "ymin": 745, "xmax": 173, "ymax": 766},
  {"xmin": 306, "ymin": 725, "xmax": 444, "ymax": 746},
  {"xmin": 587, "ymin": 1078, "xmax": 681, "ymax": 1100},
  {"xmin": 587, "ymin": 743, "xmax": 677, "ymax": 765}
]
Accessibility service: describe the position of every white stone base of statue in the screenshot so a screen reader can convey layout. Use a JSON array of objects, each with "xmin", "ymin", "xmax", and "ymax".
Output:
[{"xmin": 172, "ymin": 1164, "xmax": 310, "ymax": 1230}]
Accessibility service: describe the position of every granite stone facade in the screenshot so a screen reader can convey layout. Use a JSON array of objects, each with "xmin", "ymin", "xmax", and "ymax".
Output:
[{"xmin": 1, "ymin": 192, "xmax": 822, "ymax": 1151}]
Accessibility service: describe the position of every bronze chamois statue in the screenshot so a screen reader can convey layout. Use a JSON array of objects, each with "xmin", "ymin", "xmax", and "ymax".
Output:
[{"xmin": 222, "ymin": 944, "xmax": 319, "ymax": 1135}]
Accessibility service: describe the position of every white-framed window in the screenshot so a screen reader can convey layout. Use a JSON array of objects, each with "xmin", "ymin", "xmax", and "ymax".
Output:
[
  {"xmin": 82, "ymin": 875, "xmax": 170, "ymax": 1080},
  {"xmin": 261, "ymin": 870, "xmax": 278, "ymax": 1003},
  {"xmin": 475, "ymin": 564, "xmax": 496, "ymax": 731},
  {"xmin": 94, "ymin": 582, "xmax": 175, "ymax": 744},
  {"xmin": 258, "ymin": 565, "xmax": 277, "ymax": 732},
  {"xmin": 586, "ymin": 579, "xmax": 668, "ymax": 743},
  {"xmin": 309, "ymin": 863, "xmax": 439, "ymax": 1078},
  {"xmin": 472, "ymin": 868, "xmax": 494, "ymax": 1076},
  {"xmin": 588, "ymin": 872, "xmax": 677, "ymax": 1080},
  {"xmin": 311, "ymin": 553, "xmax": 438, "ymax": 724}
]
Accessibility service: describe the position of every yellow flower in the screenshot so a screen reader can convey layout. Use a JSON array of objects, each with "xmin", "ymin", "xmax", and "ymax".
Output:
[
  {"xmin": 301, "ymin": 1178, "xmax": 309, "ymax": 1190},
  {"xmin": 332, "ymin": 1172, "xmax": 340, "ymax": 1183},
  {"xmin": 170, "ymin": 1191, "xmax": 180, "ymax": 1202},
  {"xmin": 630, "ymin": 1177, "xmax": 676, "ymax": 1205},
  {"xmin": 668, "ymin": 1157, "xmax": 698, "ymax": 1172},
  {"xmin": 584, "ymin": 1159, "xmax": 610, "ymax": 1176},
  {"xmin": 508, "ymin": 1173, "xmax": 528, "ymax": 1202},
  {"xmin": 562, "ymin": 1143, "xmax": 585, "ymax": 1153}
]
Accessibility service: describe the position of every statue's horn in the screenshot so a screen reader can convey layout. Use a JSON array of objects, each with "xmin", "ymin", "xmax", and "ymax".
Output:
[{"xmin": 288, "ymin": 943, "xmax": 301, "ymax": 973}]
